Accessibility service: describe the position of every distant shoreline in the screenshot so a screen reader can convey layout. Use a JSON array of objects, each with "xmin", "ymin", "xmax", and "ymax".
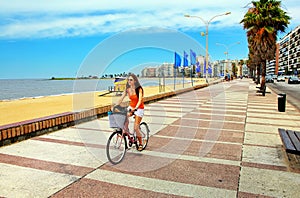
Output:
[
  {"xmin": 49, "ymin": 76, "xmax": 180, "ymax": 80},
  {"xmin": 50, "ymin": 77, "xmax": 99, "ymax": 80}
]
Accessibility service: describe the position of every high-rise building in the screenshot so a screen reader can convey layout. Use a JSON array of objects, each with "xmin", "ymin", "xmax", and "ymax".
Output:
[
  {"xmin": 157, "ymin": 63, "xmax": 174, "ymax": 77},
  {"xmin": 277, "ymin": 25, "xmax": 300, "ymax": 75},
  {"xmin": 141, "ymin": 67, "xmax": 157, "ymax": 77},
  {"xmin": 266, "ymin": 60, "xmax": 276, "ymax": 75}
]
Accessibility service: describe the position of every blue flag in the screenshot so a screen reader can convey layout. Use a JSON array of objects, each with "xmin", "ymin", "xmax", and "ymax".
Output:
[
  {"xmin": 190, "ymin": 49, "xmax": 196, "ymax": 65},
  {"xmin": 183, "ymin": 51, "xmax": 188, "ymax": 67},
  {"xmin": 204, "ymin": 59, "xmax": 206, "ymax": 74},
  {"xmin": 208, "ymin": 63, "xmax": 212, "ymax": 74},
  {"xmin": 174, "ymin": 52, "xmax": 181, "ymax": 68},
  {"xmin": 196, "ymin": 61, "xmax": 201, "ymax": 73}
]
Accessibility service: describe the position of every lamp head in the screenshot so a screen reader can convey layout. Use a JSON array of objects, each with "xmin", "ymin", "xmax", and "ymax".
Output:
[
  {"xmin": 184, "ymin": 14, "xmax": 190, "ymax": 17},
  {"xmin": 225, "ymin": 12, "xmax": 231, "ymax": 15}
]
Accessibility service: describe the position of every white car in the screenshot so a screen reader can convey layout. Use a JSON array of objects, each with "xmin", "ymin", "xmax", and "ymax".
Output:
[{"xmin": 277, "ymin": 76, "xmax": 285, "ymax": 82}]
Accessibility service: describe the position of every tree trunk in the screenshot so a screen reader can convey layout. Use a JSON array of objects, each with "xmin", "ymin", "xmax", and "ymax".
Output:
[
  {"xmin": 251, "ymin": 68, "xmax": 255, "ymax": 81},
  {"xmin": 256, "ymin": 64, "xmax": 260, "ymax": 85},
  {"xmin": 260, "ymin": 61, "xmax": 266, "ymax": 96}
]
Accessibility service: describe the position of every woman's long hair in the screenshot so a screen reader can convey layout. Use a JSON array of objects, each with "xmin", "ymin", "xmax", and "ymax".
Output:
[{"xmin": 126, "ymin": 74, "xmax": 143, "ymax": 98}]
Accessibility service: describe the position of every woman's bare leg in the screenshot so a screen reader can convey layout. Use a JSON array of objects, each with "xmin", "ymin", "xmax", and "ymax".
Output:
[
  {"xmin": 134, "ymin": 115, "xmax": 143, "ymax": 145},
  {"xmin": 123, "ymin": 117, "xmax": 129, "ymax": 133}
]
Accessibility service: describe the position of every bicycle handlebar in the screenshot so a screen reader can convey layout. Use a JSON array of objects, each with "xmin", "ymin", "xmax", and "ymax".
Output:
[
  {"xmin": 112, "ymin": 105, "xmax": 136, "ymax": 114},
  {"xmin": 129, "ymin": 108, "xmax": 137, "ymax": 112}
]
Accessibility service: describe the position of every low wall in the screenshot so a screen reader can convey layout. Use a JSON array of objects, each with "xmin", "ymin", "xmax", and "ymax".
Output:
[{"xmin": 0, "ymin": 83, "xmax": 208, "ymax": 147}]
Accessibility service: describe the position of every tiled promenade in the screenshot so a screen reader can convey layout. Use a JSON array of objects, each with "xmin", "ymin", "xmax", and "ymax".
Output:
[{"xmin": 0, "ymin": 79, "xmax": 299, "ymax": 197}]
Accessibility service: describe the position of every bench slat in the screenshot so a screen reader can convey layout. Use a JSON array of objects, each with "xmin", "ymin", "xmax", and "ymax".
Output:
[
  {"xmin": 287, "ymin": 130, "xmax": 300, "ymax": 152},
  {"xmin": 295, "ymin": 131, "xmax": 300, "ymax": 141},
  {"xmin": 278, "ymin": 128, "xmax": 296, "ymax": 153}
]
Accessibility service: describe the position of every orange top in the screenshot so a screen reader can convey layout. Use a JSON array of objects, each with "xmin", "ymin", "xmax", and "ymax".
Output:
[{"xmin": 127, "ymin": 88, "xmax": 144, "ymax": 109}]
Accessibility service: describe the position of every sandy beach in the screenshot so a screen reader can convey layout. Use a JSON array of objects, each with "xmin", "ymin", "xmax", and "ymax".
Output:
[{"xmin": 0, "ymin": 79, "xmax": 206, "ymax": 126}]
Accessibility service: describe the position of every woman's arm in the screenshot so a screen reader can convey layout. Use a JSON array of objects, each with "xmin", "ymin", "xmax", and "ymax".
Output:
[
  {"xmin": 116, "ymin": 90, "xmax": 127, "ymax": 106},
  {"xmin": 134, "ymin": 88, "xmax": 144, "ymax": 110}
]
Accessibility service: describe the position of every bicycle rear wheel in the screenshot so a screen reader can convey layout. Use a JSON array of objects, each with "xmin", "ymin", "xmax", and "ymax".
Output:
[
  {"xmin": 106, "ymin": 130, "xmax": 127, "ymax": 164},
  {"xmin": 139, "ymin": 122, "xmax": 150, "ymax": 150}
]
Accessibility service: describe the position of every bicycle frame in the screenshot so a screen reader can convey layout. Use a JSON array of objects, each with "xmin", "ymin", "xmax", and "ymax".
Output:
[{"xmin": 120, "ymin": 116, "xmax": 138, "ymax": 149}]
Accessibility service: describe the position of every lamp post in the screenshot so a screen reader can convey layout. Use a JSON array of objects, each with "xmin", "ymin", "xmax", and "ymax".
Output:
[
  {"xmin": 185, "ymin": 12, "xmax": 231, "ymax": 83},
  {"xmin": 216, "ymin": 42, "xmax": 240, "ymax": 77}
]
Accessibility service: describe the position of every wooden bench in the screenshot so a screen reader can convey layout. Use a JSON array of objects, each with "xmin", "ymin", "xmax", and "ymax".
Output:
[{"xmin": 278, "ymin": 128, "xmax": 300, "ymax": 155}]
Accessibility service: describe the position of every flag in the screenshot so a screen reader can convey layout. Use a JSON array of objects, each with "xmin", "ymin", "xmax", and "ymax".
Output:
[
  {"xmin": 204, "ymin": 59, "xmax": 206, "ymax": 74},
  {"xmin": 190, "ymin": 49, "xmax": 196, "ymax": 65},
  {"xmin": 196, "ymin": 61, "xmax": 201, "ymax": 73},
  {"xmin": 183, "ymin": 51, "xmax": 188, "ymax": 67},
  {"xmin": 174, "ymin": 52, "xmax": 181, "ymax": 68},
  {"xmin": 208, "ymin": 63, "xmax": 212, "ymax": 74}
]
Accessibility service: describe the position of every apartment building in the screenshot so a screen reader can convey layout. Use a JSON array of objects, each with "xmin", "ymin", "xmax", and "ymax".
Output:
[
  {"xmin": 278, "ymin": 25, "xmax": 300, "ymax": 75},
  {"xmin": 266, "ymin": 60, "xmax": 276, "ymax": 75},
  {"xmin": 157, "ymin": 63, "xmax": 174, "ymax": 77},
  {"xmin": 141, "ymin": 67, "xmax": 157, "ymax": 77}
]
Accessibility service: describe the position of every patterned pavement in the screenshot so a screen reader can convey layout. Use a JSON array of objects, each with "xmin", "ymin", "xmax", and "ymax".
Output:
[{"xmin": 0, "ymin": 79, "xmax": 299, "ymax": 197}]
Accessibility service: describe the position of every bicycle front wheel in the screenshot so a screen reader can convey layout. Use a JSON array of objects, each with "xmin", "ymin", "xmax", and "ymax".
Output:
[
  {"xmin": 140, "ymin": 122, "xmax": 150, "ymax": 150},
  {"xmin": 106, "ymin": 131, "xmax": 126, "ymax": 164}
]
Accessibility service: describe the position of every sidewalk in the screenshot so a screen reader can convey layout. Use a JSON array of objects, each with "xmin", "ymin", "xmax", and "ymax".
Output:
[{"xmin": 0, "ymin": 78, "xmax": 299, "ymax": 197}]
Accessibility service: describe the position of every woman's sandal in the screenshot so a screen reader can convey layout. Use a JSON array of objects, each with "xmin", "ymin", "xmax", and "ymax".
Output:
[{"xmin": 138, "ymin": 144, "xmax": 143, "ymax": 151}]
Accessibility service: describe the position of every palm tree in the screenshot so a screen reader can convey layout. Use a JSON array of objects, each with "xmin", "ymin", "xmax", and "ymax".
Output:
[
  {"xmin": 238, "ymin": 59, "xmax": 245, "ymax": 77},
  {"xmin": 232, "ymin": 62, "xmax": 237, "ymax": 77},
  {"xmin": 241, "ymin": 0, "xmax": 290, "ymax": 92},
  {"xmin": 247, "ymin": 28, "xmax": 262, "ymax": 83},
  {"xmin": 244, "ymin": 58, "xmax": 254, "ymax": 78}
]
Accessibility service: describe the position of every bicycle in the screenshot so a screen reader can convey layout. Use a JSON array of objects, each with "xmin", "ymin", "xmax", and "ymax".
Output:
[{"xmin": 106, "ymin": 105, "xmax": 150, "ymax": 164}]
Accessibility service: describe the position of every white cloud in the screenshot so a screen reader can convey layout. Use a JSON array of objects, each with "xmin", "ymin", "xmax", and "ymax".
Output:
[{"xmin": 0, "ymin": 0, "xmax": 299, "ymax": 39}]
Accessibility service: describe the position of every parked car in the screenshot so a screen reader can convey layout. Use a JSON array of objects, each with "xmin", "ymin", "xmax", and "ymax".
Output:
[
  {"xmin": 277, "ymin": 75, "xmax": 285, "ymax": 82},
  {"xmin": 266, "ymin": 75, "xmax": 274, "ymax": 83},
  {"xmin": 288, "ymin": 76, "xmax": 300, "ymax": 84}
]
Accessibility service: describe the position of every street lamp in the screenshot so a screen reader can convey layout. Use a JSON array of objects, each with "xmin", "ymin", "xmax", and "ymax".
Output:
[
  {"xmin": 185, "ymin": 12, "xmax": 231, "ymax": 83},
  {"xmin": 216, "ymin": 42, "xmax": 240, "ymax": 77}
]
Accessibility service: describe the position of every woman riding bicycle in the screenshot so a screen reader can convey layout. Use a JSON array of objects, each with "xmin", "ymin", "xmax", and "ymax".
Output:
[{"xmin": 115, "ymin": 73, "xmax": 144, "ymax": 151}]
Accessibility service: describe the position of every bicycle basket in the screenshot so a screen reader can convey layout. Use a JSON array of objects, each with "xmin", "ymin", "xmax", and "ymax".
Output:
[{"xmin": 109, "ymin": 112, "xmax": 126, "ymax": 128}]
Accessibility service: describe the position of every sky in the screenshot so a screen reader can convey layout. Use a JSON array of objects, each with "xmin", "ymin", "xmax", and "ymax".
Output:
[{"xmin": 0, "ymin": 0, "xmax": 299, "ymax": 79}]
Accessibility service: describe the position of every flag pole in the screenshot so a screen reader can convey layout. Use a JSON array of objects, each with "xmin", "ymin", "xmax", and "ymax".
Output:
[
  {"xmin": 174, "ymin": 52, "xmax": 182, "ymax": 91},
  {"xmin": 174, "ymin": 52, "xmax": 176, "ymax": 90},
  {"xmin": 190, "ymin": 49, "xmax": 196, "ymax": 87},
  {"xmin": 174, "ymin": 65, "xmax": 176, "ymax": 90},
  {"xmin": 182, "ymin": 67, "xmax": 184, "ymax": 88},
  {"xmin": 191, "ymin": 65, "xmax": 193, "ymax": 86}
]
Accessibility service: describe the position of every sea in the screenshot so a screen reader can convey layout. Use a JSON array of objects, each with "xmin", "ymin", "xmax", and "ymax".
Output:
[{"xmin": 0, "ymin": 78, "xmax": 183, "ymax": 101}]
